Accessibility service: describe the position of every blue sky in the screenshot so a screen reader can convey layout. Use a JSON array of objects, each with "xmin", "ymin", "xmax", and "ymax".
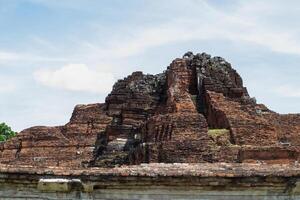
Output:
[{"xmin": 0, "ymin": 0, "xmax": 300, "ymax": 131}]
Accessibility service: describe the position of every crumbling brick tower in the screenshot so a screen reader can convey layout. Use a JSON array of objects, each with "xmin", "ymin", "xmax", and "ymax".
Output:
[{"xmin": 1, "ymin": 52, "xmax": 300, "ymax": 168}]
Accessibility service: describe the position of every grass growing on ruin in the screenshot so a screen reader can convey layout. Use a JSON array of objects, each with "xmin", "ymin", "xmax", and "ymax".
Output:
[
  {"xmin": 208, "ymin": 129, "xmax": 231, "ymax": 147},
  {"xmin": 190, "ymin": 95, "xmax": 197, "ymax": 106},
  {"xmin": 208, "ymin": 129, "xmax": 229, "ymax": 137}
]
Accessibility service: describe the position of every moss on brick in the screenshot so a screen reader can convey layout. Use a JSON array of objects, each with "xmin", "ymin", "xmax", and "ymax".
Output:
[{"xmin": 208, "ymin": 129, "xmax": 230, "ymax": 137}]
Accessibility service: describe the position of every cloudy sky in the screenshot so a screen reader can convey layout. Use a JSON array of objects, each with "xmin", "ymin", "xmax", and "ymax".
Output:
[{"xmin": 1, "ymin": 0, "xmax": 300, "ymax": 131}]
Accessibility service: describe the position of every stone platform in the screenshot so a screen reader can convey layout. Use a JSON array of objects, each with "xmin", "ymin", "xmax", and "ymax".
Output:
[{"xmin": 1, "ymin": 163, "xmax": 300, "ymax": 199}]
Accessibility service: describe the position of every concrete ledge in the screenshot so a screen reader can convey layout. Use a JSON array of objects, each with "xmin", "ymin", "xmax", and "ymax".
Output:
[
  {"xmin": 37, "ymin": 178, "xmax": 82, "ymax": 192},
  {"xmin": 0, "ymin": 163, "xmax": 300, "ymax": 199},
  {"xmin": 1, "ymin": 163, "xmax": 300, "ymax": 178}
]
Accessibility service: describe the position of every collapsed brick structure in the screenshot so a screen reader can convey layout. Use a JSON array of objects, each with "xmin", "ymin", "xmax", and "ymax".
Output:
[
  {"xmin": 0, "ymin": 104, "xmax": 112, "ymax": 167},
  {"xmin": 0, "ymin": 52, "xmax": 300, "ymax": 168}
]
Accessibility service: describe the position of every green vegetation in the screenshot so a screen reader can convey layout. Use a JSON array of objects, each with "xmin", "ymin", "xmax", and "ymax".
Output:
[
  {"xmin": 208, "ymin": 129, "xmax": 231, "ymax": 148},
  {"xmin": 0, "ymin": 123, "xmax": 17, "ymax": 142},
  {"xmin": 190, "ymin": 95, "xmax": 198, "ymax": 106},
  {"xmin": 208, "ymin": 129, "xmax": 229, "ymax": 137}
]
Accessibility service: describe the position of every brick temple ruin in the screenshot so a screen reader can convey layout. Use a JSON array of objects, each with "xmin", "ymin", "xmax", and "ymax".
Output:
[{"xmin": 0, "ymin": 52, "xmax": 300, "ymax": 199}]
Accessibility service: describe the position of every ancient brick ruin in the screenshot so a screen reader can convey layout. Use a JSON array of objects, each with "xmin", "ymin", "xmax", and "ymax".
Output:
[{"xmin": 1, "ymin": 52, "xmax": 300, "ymax": 168}]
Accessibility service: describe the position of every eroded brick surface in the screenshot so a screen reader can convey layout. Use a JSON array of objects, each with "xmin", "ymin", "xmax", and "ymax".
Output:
[
  {"xmin": 0, "ymin": 52, "xmax": 299, "ymax": 168},
  {"xmin": 0, "ymin": 104, "xmax": 112, "ymax": 167}
]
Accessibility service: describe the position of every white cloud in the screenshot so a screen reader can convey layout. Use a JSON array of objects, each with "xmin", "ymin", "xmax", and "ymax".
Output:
[
  {"xmin": 5, "ymin": 0, "xmax": 298, "ymax": 68},
  {"xmin": 77, "ymin": 0, "xmax": 300, "ymax": 59},
  {"xmin": 0, "ymin": 83, "xmax": 16, "ymax": 93},
  {"xmin": 0, "ymin": 51, "xmax": 20, "ymax": 61},
  {"xmin": 274, "ymin": 85, "xmax": 300, "ymax": 98},
  {"xmin": 0, "ymin": 50, "xmax": 67, "ymax": 63},
  {"xmin": 31, "ymin": 36, "xmax": 58, "ymax": 51},
  {"xmin": 34, "ymin": 64, "xmax": 115, "ymax": 94}
]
